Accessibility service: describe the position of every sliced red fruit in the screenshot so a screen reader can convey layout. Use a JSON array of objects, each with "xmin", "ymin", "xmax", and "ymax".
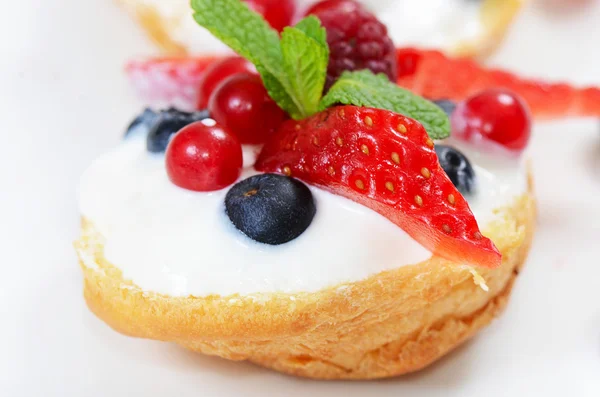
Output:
[
  {"xmin": 126, "ymin": 56, "xmax": 218, "ymax": 111},
  {"xmin": 255, "ymin": 105, "xmax": 502, "ymax": 268},
  {"xmin": 396, "ymin": 48, "xmax": 600, "ymax": 120}
]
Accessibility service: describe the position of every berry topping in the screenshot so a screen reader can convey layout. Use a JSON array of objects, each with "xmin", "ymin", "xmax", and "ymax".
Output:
[
  {"xmin": 433, "ymin": 99, "xmax": 457, "ymax": 117},
  {"xmin": 151, "ymin": 1, "xmax": 448, "ymax": 136},
  {"xmin": 245, "ymin": 0, "xmax": 296, "ymax": 32},
  {"xmin": 126, "ymin": 56, "xmax": 219, "ymax": 110},
  {"xmin": 196, "ymin": 56, "xmax": 257, "ymax": 109},
  {"xmin": 396, "ymin": 48, "xmax": 600, "ymax": 120},
  {"xmin": 256, "ymin": 105, "xmax": 501, "ymax": 268},
  {"xmin": 225, "ymin": 174, "xmax": 316, "ymax": 245},
  {"xmin": 452, "ymin": 89, "xmax": 531, "ymax": 152},
  {"xmin": 125, "ymin": 108, "xmax": 158, "ymax": 137},
  {"xmin": 208, "ymin": 73, "xmax": 288, "ymax": 144},
  {"xmin": 147, "ymin": 108, "xmax": 211, "ymax": 153},
  {"xmin": 306, "ymin": 0, "xmax": 397, "ymax": 90},
  {"xmin": 396, "ymin": 48, "xmax": 422, "ymax": 79},
  {"xmin": 166, "ymin": 121, "xmax": 242, "ymax": 192},
  {"xmin": 435, "ymin": 145, "xmax": 476, "ymax": 195}
]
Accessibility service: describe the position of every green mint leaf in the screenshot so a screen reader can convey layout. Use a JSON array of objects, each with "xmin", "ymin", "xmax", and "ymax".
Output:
[
  {"xmin": 191, "ymin": 0, "xmax": 300, "ymax": 117},
  {"xmin": 256, "ymin": 67, "xmax": 300, "ymax": 118},
  {"xmin": 280, "ymin": 22, "xmax": 329, "ymax": 118},
  {"xmin": 320, "ymin": 70, "xmax": 451, "ymax": 139},
  {"xmin": 294, "ymin": 16, "xmax": 327, "ymax": 48}
]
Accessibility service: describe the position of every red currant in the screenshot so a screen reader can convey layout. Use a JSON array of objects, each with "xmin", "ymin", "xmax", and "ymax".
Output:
[
  {"xmin": 208, "ymin": 73, "xmax": 288, "ymax": 144},
  {"xmin": 245, "ymin": 0, "xmax": 296, "ymax": 32},
  {"xmin": 451, "ymin": 89, "xmax": 532, "ymax": 152},
  {"xmin": 166, "ymin": 121, "xmax": 242, "ymax": 192},
  {"xmin": 196, "ymin": 57, "xmax": 256, "ymax": 109}
]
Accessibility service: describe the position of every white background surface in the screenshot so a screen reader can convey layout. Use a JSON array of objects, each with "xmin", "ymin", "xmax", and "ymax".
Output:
[{"xmin": 2, "ymin": 0, "xmax": 600, "ymax": 396}]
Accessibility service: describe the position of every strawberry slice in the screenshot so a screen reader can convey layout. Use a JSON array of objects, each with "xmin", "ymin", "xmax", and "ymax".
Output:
[
  {"xmin": 396, "ymin": 48, "xmax": 600, "ymax": 120},
  {"xmin": 126, "ymin": 56, "xmax": 218, "ymax": 111},
  {"xmin": 255, "ymin": 105, "xmax": 502, "ymax": 268}
]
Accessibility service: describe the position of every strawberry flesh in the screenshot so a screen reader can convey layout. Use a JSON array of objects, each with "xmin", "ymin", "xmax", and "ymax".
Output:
[
  {"xmin": 255, "ymin": 106, "xmax": 502, "ymax": 268},
  {"xmin": 126, "ymin": 56, "xmax": 218, "ymax": 111},
  {"xmin": 396, "ymin": 48, "xmax": 600, "ymax": 120}
]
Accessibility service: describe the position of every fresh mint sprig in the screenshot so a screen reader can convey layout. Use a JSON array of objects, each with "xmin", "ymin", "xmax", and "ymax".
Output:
[
  {"xmin": 281, "ymin": 17, "xmax": 329, "ymax": 117},
  {"xmin": 191, "ymin": 0, "xmax": 297, "ymax": 116},
  {"xmin": 191, "ymin": 0, "xmax": 327, "ymax": 119},
  {"xmin": 191, "ymin": 0, "xmax": 450, "ymax": 138}
]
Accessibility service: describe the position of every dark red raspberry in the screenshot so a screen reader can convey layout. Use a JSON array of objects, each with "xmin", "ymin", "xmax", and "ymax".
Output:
[{"xmin": 305, "ymin": 0, "xmax": 397, "ymax": 90}]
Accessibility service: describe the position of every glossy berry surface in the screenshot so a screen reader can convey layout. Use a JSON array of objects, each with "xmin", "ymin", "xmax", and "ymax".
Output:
[
  {"xmin": 433, "ymin": 99, "xmax": 457, "ymax": 117},
  {"xmin": 435, "ymin": 145, "xmax": 476, "ymax": 195},
  {"xmin": 452, "ymin": 89, "xmax": 531, "ymax": 152},
  {"xmin": 209, "ymin": 73, "xmax": 288, "ymax": 144},
  {"xmin": 196, "ymin": 56, "xmax": 256, "ymax": 109},
  {"xmin": 166, "ymin": 121, "xmax": 242, "ymax": 192},
  {"xmin": 256, "ymin": 105, "xmax": 501, "ymax": 268},
  {"xmin": 126, "ymin": 56, "xmax": 218, "ymax": 110},
  {"xmin": 245, "ymin": 0, "xmax": 296, "ymax": 32},
  {"xmin": 225, "ymin": 174, "xmax": 316, "ymax": 245},
  {"xmin": 125, "ymin": 108, "xmax": 158, "ymax": 137},
  {"xmin": 306, "ymin": 0, "xmax": 397, "ymax": 90},
  {"xmin": 146, "ymin": 108, "xmax": 210, "ymax": 153},
  {"xmin": 396, "ymin": 48, "xmax": 600, "ymax": 120}
]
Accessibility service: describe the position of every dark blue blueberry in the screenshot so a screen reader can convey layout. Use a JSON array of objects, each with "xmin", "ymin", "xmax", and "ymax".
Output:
[
  {"xmin": 125, "ymin": 108, "xmax": 158, "ymax": 137},
  {"xmin": 225, "ymin": 174, "xmax": 316, "ymax": 245},
  {"xmin": 435, "ymin": 144, "xmax": 476, "ymax": 195},
  {"xmin": 433, "ymin": 99, "xmax": 457, "ymax": 117},
  {"xmin": 146, "ymin": 108, "xmax": 210, "ymax": 153}
]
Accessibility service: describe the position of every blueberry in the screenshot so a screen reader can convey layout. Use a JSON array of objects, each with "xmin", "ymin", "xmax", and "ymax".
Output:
[
  {"xmin": 225, "ymin": 174, "xmax": 316, "ymax": 245},
  {"xmin": 125, "ymin": 108, "xmax": 158, "ymax": 137},
  {"xmin": 435, "ymin": 145, "xmax": 476, "ymax": 195},
  {"xmin": 433, "ymin": 99, "xmax": 457, "ymax": 117},
  {"xmin": 146, "ymin": 108, "xmax": 210, "ymax": 153}
]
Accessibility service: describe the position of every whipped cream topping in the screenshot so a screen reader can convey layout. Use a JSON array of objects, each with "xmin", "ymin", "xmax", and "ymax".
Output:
[
  {"xmin": 78, "ymin": 129, "xmax": 528, "ymax": 297},
  {"xmin": 136, "ymin": 0, "xmax": 483, "ymax": 54}
]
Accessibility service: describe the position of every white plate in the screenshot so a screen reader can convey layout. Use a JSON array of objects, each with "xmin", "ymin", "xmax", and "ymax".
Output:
[{"xmin": 1, "ymin": 1, "xmax": 599, "ymax": 396}]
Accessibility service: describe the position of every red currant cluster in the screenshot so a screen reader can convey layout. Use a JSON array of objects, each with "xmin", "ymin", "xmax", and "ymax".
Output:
[
  {"xmin": 166, "ymin": 56, "xmax": 287, "ymax": 192},
  {"xmin": 165, "ymin": 0, "xmax": 298, "ymax": 192},
  {"xmin": 164, "ymin": 0, "xmax": 532, "ymax": 194},
  {"xmin": 166, "ymin": 57, "xmax": 532, "ymax": 193}
]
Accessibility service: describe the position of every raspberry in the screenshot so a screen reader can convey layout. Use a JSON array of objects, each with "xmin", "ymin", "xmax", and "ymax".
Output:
[{"xmin": 306, "ymin": 0, "xmax": 397, "ymax": 90}]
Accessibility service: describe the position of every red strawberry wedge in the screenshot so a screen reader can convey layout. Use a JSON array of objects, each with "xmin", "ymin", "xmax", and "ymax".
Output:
[
  {"xmin": 396, "ymin": 48, "xmax": 600, "ymax": 120},
  {"xmin": 255, "ymin": 105, "xmax": 502, "ymax": 268},
  {"xmin": 126, "ymin": 56, "xmax": 218, "ymax": 111}
]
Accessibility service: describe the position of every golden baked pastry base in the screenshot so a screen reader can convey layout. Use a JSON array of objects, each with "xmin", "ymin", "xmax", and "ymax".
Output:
[
  {"xmin": 75, "ymin": 183, "xmax": 535, "ymax": 380},
  {"xmin": 453, "ymin": 0, "xmax": 524, "ymax": 58}
]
